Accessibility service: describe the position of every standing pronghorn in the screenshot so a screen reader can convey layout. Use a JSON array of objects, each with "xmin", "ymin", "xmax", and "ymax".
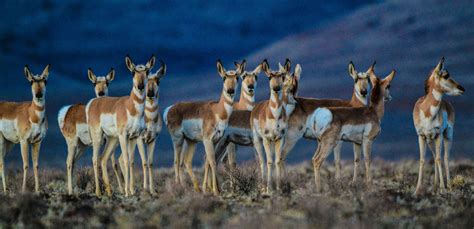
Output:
[
  {"xmin": 120, "ymin": 63, "xmax": 166, "ymax": 195},
  {"xmin": 58, "ymin": 68, "xmax": 115, "ymax": 195},
  {"xmin": 311, "ymin": 68, "xmax": 395, "ymax": 192},
  {"xmin": 279, "ymin": 62, "xmax": 372, "ymax": 183},
  {"xmin": 86, "ymin": 55, "xmax": 156, "ymax": 197},
  {"xmin": 413, "ymin": 57, "xmax": 464, "ymax": 195},
  {"xmin": 250, "ymin": 59, "xmax": 291, "ymax": 193},
  {"xmin": 0, "ymin": 64, "xmax": 50, "ymax": 193},
  {"xmin": 164, "ymin": 60, "xmax": 244, "ymax": 194},
  {"xmin": 222, "ymin": 63, "xmax": 260, "ymax": 168}
]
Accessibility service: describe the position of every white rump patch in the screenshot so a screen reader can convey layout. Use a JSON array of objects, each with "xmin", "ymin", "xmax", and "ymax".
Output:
[
  {"xmin": 310, "ymin": 108, "xmax": 333, "ymax": 136},
  {"xmin": 58, "ymin": 105, "xmax": 72, "ymax": 130},
  {"xmin": 163, "ymin": 105, "xmax": 173, "ymax": 125}
]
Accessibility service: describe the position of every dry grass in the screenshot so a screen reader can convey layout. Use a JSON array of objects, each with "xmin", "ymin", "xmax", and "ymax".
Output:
[{"xmin": 0, "ymin": 159, "xmax": 472, "ymax": 228}]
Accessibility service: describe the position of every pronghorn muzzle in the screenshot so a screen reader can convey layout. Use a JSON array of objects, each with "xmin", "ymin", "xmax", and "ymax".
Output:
[
  {"xmin": 227, "ymin": 88, "xmax": 235, "ymax": 95},
  {"xmin": 98, "ymin": 91, "xmax": 105, "ymax": 97},
  {"xmin": 147, "ymin": 89, "xmax": 154, "ymax": 98},
  {"xmin": 458, "ymin": 85, "xmax": 465, "ymax": 94},
  {"xmin": 35, "ymin": 91, "xmax": 43, "ymax": 99},
  {"xmin": 360, "ymin": 89, "xmax": 368, "ymax": 97},
  {"xmin": 138, "ymin": 83, "xmax": 145, "ymax": 91},
  {"xmin": 273, "ymin": 85, "xmax": 281, "ymax": 92},
  {"xmin": 248, "ymin": 84, "xmax": 255, "ymax": 93}
]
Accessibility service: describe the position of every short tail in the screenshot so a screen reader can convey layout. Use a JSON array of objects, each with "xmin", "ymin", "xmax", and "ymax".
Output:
[
  {"xmin": 57, "ymin": 105, "xmax": 72, "ymax": 130},
  {"xmin": 163, "ymin": 105, "xmax": 174, "ymax": 126}
]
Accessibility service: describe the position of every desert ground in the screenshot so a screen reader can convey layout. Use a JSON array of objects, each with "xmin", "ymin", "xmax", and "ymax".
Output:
[{"xmin": 0, "ymin": 159, "xmax": 472, "ymax": 228}]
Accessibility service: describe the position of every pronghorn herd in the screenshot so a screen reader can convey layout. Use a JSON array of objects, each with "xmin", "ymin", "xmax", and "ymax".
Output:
[{"xmin": 0, "ymin": 56, "xmax": 465, "ymax": 197}]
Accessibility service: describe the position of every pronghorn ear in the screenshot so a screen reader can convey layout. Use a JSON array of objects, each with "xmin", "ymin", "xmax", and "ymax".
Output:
[
  {"xmin": 41, "ymin": 64, "xmax": 51, "ymax": 79},
  {"xmin": 252, "ymin": 63, "xmax": 262, "ymax": 75},
  {"xmin": 106, "ymin": 68, "xmax": 115, "ymax": 82},
  {"xmin": 366, "ymin": 61, "xmax": 376, "ymax": 76},
  {"xmin": 369, "ymin": 72, "xmax": 378, "ymax": 86},
  {"xmin": 294, "ymin": 64, "xmax": 302, "ymax": 81},
  {"xmin": 125, "ymin": 55, "xmax": 135, "ymax": 72},
  {"xmin": 156, "ymin": 60, "xmax": 166, "ymax": 78},
  {"xmin": 434, "ymin": 57, "xmax": 445, "ymax": 74},
  {"xmin": 88, "ymin": 68, "xmax": 97, "ymax": 83},
  {"xmin": 348, "ymin": 61, "xmax": 357, "ymax": 80},
  {"xmin": 383, "ymin": 69, "xmax": 396, "ymax": 84},
  {"xmin": 24, "ymin": 65, "xmax": 33, "ymax": 82},
  {"xmin": 262, "ymin": 59, "xmax": 271, "ymax": 77},
  {"xmin": 237, "ymin": 59, "xmax": 246, "ymax": 75},
  {"xmin": 283, "ymin": 58, "xmax": 291, "ymax": 73},
  {"xmin": 216, "ymin": 59, "xmax": 226, "ymax": 78},
  {"xmin": 146, "ymin": 54, "xmax": 156, "ymax": 70}
]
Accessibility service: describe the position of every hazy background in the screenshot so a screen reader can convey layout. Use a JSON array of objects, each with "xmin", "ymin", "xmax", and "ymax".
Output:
[{"xmin": 0, "ymin": 0, "xmax": 472, "ymax": 167}]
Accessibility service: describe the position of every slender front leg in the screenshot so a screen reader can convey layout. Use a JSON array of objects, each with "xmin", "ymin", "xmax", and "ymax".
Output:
[
  {"xmin": 20, "ymin": 141, "xmax": 29, "ymax": 193},
  {"xmin": 226, "ymin": 143, "xmax": 237, "ymax": 169},
  {"xmin": 434, "ymin": 136, "xmax": 446, "ymax": 193},
  {"xmin": 0, "ymin": 138, "xmax": 6, "ymax": 193},
  {"xmin": 202, "ymin": 156, "xmax": 210, "ymax": 193},
  {"xmin": 415, "ymin": 136, "xmax": 426, "ymax": 195},
  {"xmin": 312, "ymin": 141, "xmax": 336, "ymax": 193},
  {"xmin": 128, "ymin": 138, "xmax": 138, "ymax": 195},
  {"xmin": 66, "ymin": 139, "xmax": 77, "ymax": 195},
  {"xmin": 203, "ymin": 139, "xmax": 219, "ymax": 195},
  {"xmin": 274, "ymin": 138, "xmax": 285, "ymax": 190},
  {"xmin": 362, "ymin": 138, "xmax": 373, "ymax": 187},
  {"xmin": 171, "ymin": 137, "xmax": 184, "ymax": 185},
  {"xmin": 147, "ymin": 139, "xmax": 157, "ymax": 194},
  {"xmin": 280, "ymin": 133, "xmax": 299, "ymax": 177},
  {"xmin": 110, "ymin": 151, "xmax": 124, "ymax": 194},
  {"xmin": 443, "ymin": 133, "xmax": 452, "ymax": 188},
  {"xmin": 351, "ymin": 143, "xmax": 362, "ymax": 185},
  {"xmin": 118, "ymin": 135, "xmax": 130, "ymax": 197},
  {"xmin": 101, "ymin": 138, "xmax": 119, "ymax": 196},
  {"xmin": 427, "ymin": 140, "xmax": 438, "ymax": 191},
  {"xmin": 252, "ymin": 135, "xmax": 266, "ymax": 184},
  {"xmin": 31, "ymin": 141, "xmax": 41, "ymax": 193},
  {"xmin": 137, "ymin": 138, "xmax": 148, "ymax": 191},
  {"xmin": 91, "ymin": 138, "xmax": 103, "ymax": 196},
  {"xmin": 333, "ymin": 141, "xmax": 342, "ymax": 180},
  {"xmin": 262, "ymin": 138, "xmax": 273, "ymax": 194},
  {"xmin": 183, "ymin": 140, "xmax": 201, "ymax": 192}
]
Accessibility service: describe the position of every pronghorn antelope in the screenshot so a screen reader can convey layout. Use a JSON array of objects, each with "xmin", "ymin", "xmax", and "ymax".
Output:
[
  {"xmin": 86, "ymin": 55, "xmax": 156, "ymax": 197},
  {"xmin": 250, "ymin": 59, "xmax": 291, "ymax": 193},
  {"xmin": 222, "ymin": 63, "xmax": 261, "ymax": 168},
  {"xmin": 280, "ymin": 62, "xmax": 372, "ymax": 183},
  {"xmin": 413, "ymin": 57, "xmax": 464, "ymax": 195},
  {"xmin": 118, "ymin": 63, "xmax": 166, "ymax": 195},
  {"xmin": 58, "ymin": 68, "xmax": 115, "ymax": 195},
  {"xmin": 164, "ymin": 59, "xmax": 245, "ymax": 194},
  {"xmin": 311, "ymin": 68, "xmax": 395, "ymax": 192},
  {"xmin": 0, "ymin": 64, "xmax": 50, "ymax": 193}
]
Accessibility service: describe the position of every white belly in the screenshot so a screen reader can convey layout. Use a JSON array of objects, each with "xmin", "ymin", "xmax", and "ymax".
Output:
[
  {"xmin": 0, "ymin": 119, "xmax": 20, "ymax": 143},
  {"xmin": 77, "ymin": 123, "xmax": 92, "ymax": 145},
  {"xmin": 100, "ymin": 113, "xmax": 118, "ymax": 137},
  {"xmin": 126, "ymin": 114, "xmax": 145, "ymax": 138},
  {"xmin": 417, "ymin": 112, "xmax": 446, "ymax": 139},
  {"xmin": 182, "ymin": 119, "xmax": 203, "ymax": 141},
  {"xmin": 258, "ymin": 118, "xmax": 287, "ymax": 141},
  {"xmin": 340, "ymin": 123, "xmax": 370, "ymax": 144}
]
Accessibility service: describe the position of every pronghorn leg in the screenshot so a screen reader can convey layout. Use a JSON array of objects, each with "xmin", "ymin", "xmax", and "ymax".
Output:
[
  {"xmin": 118, "ymin": 135, "xmax": 130, "ymax": 197},
  {"xmin": 202, "ymin": 156, "xmax": 210, "ymax": 193},
  {"xmin": 226, "ymin": 143, "xmax": 237, "ymax": 169},
  {"xmin": 275, "ymin": 138, "xmax": 285, "ymax": 191},
  {"xmin": 20, "ymin": 141, "xmax": 29, "ymax": 193},
  {"xmin": 351, "ymin": 143, "xmax": 362, "ymax": 185},
  {"xmin": 281, "ymin": 133, "xmax": 299, "ymax": 177},
  {"xmin": 362, "ymin": 138, "xmax": 373, "ymax": 187},
  {"xmin": 171, "ymin": 137, "xmax": 184, "ymax": 185},
  {"xmin": 66, "ymin": 138, "xmax": 77, "ymax": 195},
  {"xmin": 183, "ymin": 140, "xmax": 201, "ymax": 192},
  {"xmin": 203, "ymin": 139, "xmax": 219, "ymax": 195},
  {"xmin": 101, "ymin": 137, "xmax": 118, "ymax": 196},
  {"xmin": 0, "ymin": 136, "xmax": 6, "ymax": 193},
  {"xmin": 434, "ymin": 136, "xmax": 446, "ymax": 193},
  {"xmin": 31, "ymin": 141, "xmax": 41, "ymax": 193},
  {"xmin": 312, "ymin": 140, "xmax": 336, "ymax": 193},
  {"xmin": 262, "ymin": 138, "xmax": 273, "ymax": 194},
  {"xmin": 427, "ymin": 140, "xmax": 438, "ymax": 191},
  {"xmin": 127, "ymin": 138, "xmax": 138, "ymax": 195},
  {"xmin": 252, "ymin": 135, "xmax": 266, "ymax": 185},
  {"xmin": 110, "ymin": 151, "xmax": 124, "ymax": 194},
  {"xmin": 415, "ymin": 136, "xmax": 426, "ymax": 195},
  {"xmin": 333, "ymin": 141, "xmax": 342, "ymax": 180},
  {"xmin": 91, "ymin": 130, "xmax": 104, "ymax": 197},
  {"xmin": 147, "ymin": 139, "xmax": 157, "ymax": 194},
  {"xmin": 137, "ymin": 138, "xmax": 148, "ymax": 191},
  {"xmin": 443, "ymin": 128, "xmax": 453, "ymax": 189}
]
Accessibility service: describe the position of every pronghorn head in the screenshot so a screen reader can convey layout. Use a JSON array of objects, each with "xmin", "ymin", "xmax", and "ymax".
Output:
[
  {"xmin": 348, "ymin": 61, "xmax": 373, "ymax": 103},
  {"xmin": 24, "ymin": 64, "xmax": 50, "ymax": 101},
  {"xmin": 369, "ymin": 68, "xmax": 396, "ymax": 102},
  {"xmin": 262, "ymin": 58, "xmax": 290, "ymax": 94},
  {"xmin": 217, "ymin": 59, "xmax": 245, "ymax": 100},
  {"xmin": 146, "ymin": 60, "xmax": 166, "ymax": 100},
  {"xmin": 239, "ymin": 63, "xmax": 261, "ymax": 96},
  {"xmin": 425, "ymin": 57, "xmax": 465, "ymax": 96},
  {"xmin": 88, "ymin": 68, "xmax": 115, "ymax": 97},
  {"xmin": 283, "ymin": 63, "xmax": 301, "ymax": 104},
  {"xmin": 125, "ymin": 54, "xmax": 156, "ymax": 93}
]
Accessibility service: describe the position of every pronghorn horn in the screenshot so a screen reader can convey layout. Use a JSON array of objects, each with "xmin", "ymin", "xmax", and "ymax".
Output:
[
  {"xmin": 367, "ymin": 61, "xmax": 376, "ymax": 75},
  {"xmin": 157, "ymin": 60, "xmax": 166, "ymax": 76},
  {"xmin": 435, "ymin": 56, "xmax": 445, "ymax": 72}
]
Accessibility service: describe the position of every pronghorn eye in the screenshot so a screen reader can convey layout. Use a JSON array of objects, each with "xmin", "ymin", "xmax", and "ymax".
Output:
[
  {"xmin": 386, "ymin": 84, "xmax": 390, "ymax": 89},
  {"xmin": 442, "ymin": 74, "xmax": 449, "ymax": 79}
]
